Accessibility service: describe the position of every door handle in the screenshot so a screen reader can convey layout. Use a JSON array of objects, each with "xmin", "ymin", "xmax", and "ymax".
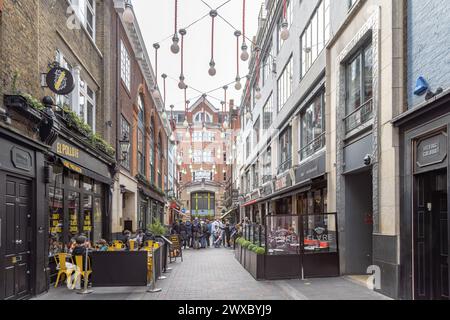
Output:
[{"xmin": 15, "ymin": 240, "xmax": 23, "ymax": 245}]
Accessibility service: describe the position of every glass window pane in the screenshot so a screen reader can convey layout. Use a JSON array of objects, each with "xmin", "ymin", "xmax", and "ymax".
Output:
[
  {"xmin": 68, "ymin": 192, "xmax": 80, "ymax": 242},
  {"xmin": 68, "ymin": 172, "xmax": 80, "ymax": 188},
  {"xmin": 49, "ymin": 187, "xmax": 64, "ymax": 257},
  {"xmin": 93, "ymin": 198, "xmax": 102, "ymax": 243},
  {"xmin": 346, "ymin": 55, "xmax": 361, "ymax": 114},
  {"xmin": 83, "ymin": 194, "xmax": 93, "ymax": 239},
  {"xmin": 266, "ymin": 215, "xmax": 299, "ymax": 255},
  {"xmin": 302, "ymin": 214, "xmax": 338, "ymax": 254}
]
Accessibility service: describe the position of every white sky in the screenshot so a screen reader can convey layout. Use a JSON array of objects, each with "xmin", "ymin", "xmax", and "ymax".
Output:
[{"xmin": 133, "ymin": 0, "xmax": 263, "ymax": 111}]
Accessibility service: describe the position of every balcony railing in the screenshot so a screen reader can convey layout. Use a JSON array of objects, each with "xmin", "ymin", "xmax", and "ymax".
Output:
[
  {"xmin": 344, "ymin": 98, "xmax": 373, "ymax": 133},
  {"xmin": 277, "ymin": 157, "xmax": 292, "ymax": 175},
  {"xmin": 299, "ymin": 133, "xmax": 326, "ymax": 161},
  {"xmin": 262, "ymin": 173, "xmax": 272, "ymax": 184}
]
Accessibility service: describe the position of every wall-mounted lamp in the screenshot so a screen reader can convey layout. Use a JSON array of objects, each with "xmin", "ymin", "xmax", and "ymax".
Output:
[{"xmin": 119, "ymin": 134, "xmax": 131, "ymax": 162}]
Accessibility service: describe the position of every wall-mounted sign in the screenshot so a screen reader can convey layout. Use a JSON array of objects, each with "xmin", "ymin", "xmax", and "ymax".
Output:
[
  {"xmin": 415, "ymin": 132, "xmax": 448, "ymax": 173},
  {"xmin": 275, "ymin": 172, "xmax": 292, "ymax": 191},
  {"xmin": 46, "ymin": 66, "xmax": 75, "ymax": 95},
  {"xmin": 56, "ymin": 142, "xmax": 80, "ymax": 159},
  {"xmin": 11, "ymin": 147, "xmax": 32, "ymax": 172},
  {"xmin": 295, "ymin": 152, "xmax": 326, "ymax": 184}
]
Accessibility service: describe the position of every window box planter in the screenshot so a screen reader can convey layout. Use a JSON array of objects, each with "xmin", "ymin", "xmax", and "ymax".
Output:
[
  {"xmin": 3, "ymin": 94, "xmax": 43, "ymax": 123},
  {"xmin": 234, "ymin": 243, "xmax": 265, "ymax": 280}
]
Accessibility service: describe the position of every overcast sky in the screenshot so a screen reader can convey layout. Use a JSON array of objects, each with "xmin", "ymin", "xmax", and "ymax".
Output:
[{"xmin": 133, "ymin": 0, "xmax": 263, "ymax": 111}]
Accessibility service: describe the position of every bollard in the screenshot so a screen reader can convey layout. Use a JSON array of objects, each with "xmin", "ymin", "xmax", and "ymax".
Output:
[
  {"xmin": 147, "ymin": 245, "xmax": 162, "ymax": 293},
  {"xmin": 158, "ymin": 242, "xmax": 167, "ymax": 280}
]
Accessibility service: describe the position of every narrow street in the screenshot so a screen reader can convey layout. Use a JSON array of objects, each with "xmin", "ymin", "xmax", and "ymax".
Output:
[{"xmin": 34, "ymin": 248, "xmax": 389, "ymax": 300}]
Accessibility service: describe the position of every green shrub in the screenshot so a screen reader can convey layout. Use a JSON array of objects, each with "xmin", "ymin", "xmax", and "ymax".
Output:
[
  {"xmin": 248, "ymin": 244, "xmax": 256, "ymax": 251},
  {"xmin": 255, "ymin": 247, "xmax": 266, "ymax": 255},
  {"xmin": 147, "ymin": 220, "xmax": 167, "ymax": 236},
  {"xmin": 242, "ymin": 240, "xmax": 251, "ymax": 248}
]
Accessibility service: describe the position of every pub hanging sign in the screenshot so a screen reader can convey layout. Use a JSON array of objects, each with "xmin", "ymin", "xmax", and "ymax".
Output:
[{"xmin": 46, "ymin": 66, "xmax": 75, "ymax": 95}]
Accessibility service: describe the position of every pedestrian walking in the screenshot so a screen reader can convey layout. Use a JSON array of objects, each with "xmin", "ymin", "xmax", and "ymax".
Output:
[
  {"xmin": 200, "ymin": 220, "xmax": 208, "ymax": 248},
  {"xmin": 179, "ymin": 221, "xmax": 187, "ymax": 249},
  {"xmin": 206, "ymin": 219, "xmax": 212, "ymax": 247},
  {"xmin": 224, "ymin": 219, "xmax": 231, "ymax": 248},
  {"xmin": 213, "ymin": 225, "xmax": 222, "ymax": 248},
  {"xmin": 185, "ymin": 220, "xmax": 192, "ymax": 249},
  {"xmin": 192, "ymin": 218, "xmax": 201, "ymax": 249}
]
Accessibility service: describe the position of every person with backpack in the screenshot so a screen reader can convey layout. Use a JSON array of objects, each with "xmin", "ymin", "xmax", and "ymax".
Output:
[
  {"xmin": 185, "ymin": 220, "xmax": 192, "ymax": 249},
  {"xmin": 192, "ymin": 218, "xmax": 201, "ymax": 249},
  {"xmin": 200, "ymin": 220, "xmax": 208, "ymax": 249}
]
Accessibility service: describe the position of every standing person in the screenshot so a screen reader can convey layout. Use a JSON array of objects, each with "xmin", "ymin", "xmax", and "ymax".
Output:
[
  {"xmin": 185, "ymin": 220, "xmax": 192, "ymax": 249},
  {"xmin": 135, "ymin": 229, "xmax": 145, "ymax": 248},
  {"xmin": 224, "ymin": 219, "xmax": 231, "ymax": 248},
  {"xmin": 200, "ymin": 220, "xmax": 208, "ymax": 249},
  {"xmin": 206, "ymin": 220, "xmax": 212, "ymax": 247},
  {"xmin": 213, "ymin": 225, "xmax": 222, "ymax": 248},
  {"xmin": 179, "ymin": 221, "xmax": 187, "ymax": 249},
  {"xmin": 171, "ymin": 220, "xmax": 180, "ymax": 235},
  {"xmin": 192, "ymin": 218, "xmax": 201, "ymax": 249},
  {"xmin": 220, "ymin": 220, "xmax": 226, "ymax": 247}
]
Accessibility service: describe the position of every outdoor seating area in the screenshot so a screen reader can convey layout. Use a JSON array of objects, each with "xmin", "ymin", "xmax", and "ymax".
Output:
[
  {"xmin": 49, "ymin": 235, "xmax": 176, "ymax": 292},
  {"xmin": 235, "ymin": 214, "xmax": 340, "ymax": 280}
]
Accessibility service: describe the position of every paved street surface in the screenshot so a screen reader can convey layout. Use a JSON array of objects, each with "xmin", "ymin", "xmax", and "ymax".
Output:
[{"xmin": 34, "ymin": 248, "xmax": 390, "ymax": 300}]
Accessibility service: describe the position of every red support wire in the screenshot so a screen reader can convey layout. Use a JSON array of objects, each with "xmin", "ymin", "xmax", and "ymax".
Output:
[
  {"xmin": 283, "ymin": 0, "xmax": 287, "ymax": 19},
  {"xmin": 181, "ymin": 33, "xmax": 184, "ymax": 75},
  {"xmin": 242, "ymin": 0, "xmax": 246, "ymax": 41},
  {"xmin": 174, "ymin": 0, "xmax": 178, "ymax": 35},
  {"xmin": 155, "ymin": 48, "xmax": 158, "ymax": 86}
]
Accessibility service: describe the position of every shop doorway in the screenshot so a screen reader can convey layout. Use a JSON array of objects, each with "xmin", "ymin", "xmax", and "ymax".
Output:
[
  {"xmin": 344, "ymin": 170, "xmax": 373, "ymax": 275},
  {"xmin": 1, "ymin": 176, "xmax": 32, "ymax": 300},
  {"xmin": 414, "ymin": 170, "xmax": 449, "ymax": 300}
]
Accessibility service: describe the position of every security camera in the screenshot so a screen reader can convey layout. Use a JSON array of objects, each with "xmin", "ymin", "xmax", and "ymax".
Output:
[{"xmin": 364, "ymin": 154, "xmax": 372, "ymax": 166}]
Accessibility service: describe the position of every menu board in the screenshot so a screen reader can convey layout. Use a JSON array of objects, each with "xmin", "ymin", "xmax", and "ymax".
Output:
[
  {"xmin": 83, "ymin": 213, "xmax": 92, "ymax": 232},
  {"xmin": 50, "ymin": 213, "xmax": 63, "ymax": 234}
]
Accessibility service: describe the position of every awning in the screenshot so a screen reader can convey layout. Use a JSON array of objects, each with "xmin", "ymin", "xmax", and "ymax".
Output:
[
  {"xmin": 171, "ymin": 208, "xmax": 187, "ymax": 216},
  {"xmin": 221, "ymin": 207, "xmax": 238, "ymax": 220},
  {"xmin": 242, "ymin": 199, "xmax": 258, "ymax": 207}
]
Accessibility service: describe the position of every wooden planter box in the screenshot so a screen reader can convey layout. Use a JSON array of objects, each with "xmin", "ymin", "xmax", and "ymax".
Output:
[{"xmin": 234, "ymin": 244, "xmax": 265, "ymax": 280}]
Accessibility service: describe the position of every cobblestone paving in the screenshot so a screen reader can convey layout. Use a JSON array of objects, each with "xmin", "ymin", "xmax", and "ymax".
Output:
[{"xmin": 34, "ymin": 247, "xmax": 390, "ymax": 300}]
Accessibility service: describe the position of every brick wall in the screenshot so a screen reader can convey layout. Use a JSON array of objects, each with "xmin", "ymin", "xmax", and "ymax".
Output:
[{"xmin": 407, "ymin": 0, "xmax": 450, "ymax": 108}]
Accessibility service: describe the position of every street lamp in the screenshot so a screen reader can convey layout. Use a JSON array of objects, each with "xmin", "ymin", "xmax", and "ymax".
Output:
[{"xmin": 119, "ymin": 134, "xmax": 131, "ymax": 162}]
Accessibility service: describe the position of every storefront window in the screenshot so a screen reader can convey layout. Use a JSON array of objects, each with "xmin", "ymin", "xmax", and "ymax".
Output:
[
  {"xmin": 298, "ymin": 188, "xmax": 327, "ymax": 215},
  {"xmin": 83, "ymin": 194, "xmax": 93, "ymax": 239},
  {"xmin": 93, "ymin": 198, "xmax": 103, "ymax": 242},
  {"xmin": 83, "ymin": 176, "xmax": 93, "ymax": 192},
  {"xmin": 302, "ymin": 213, "xmax": 337, "ymax": 253},
  {"xmin": 48, "ymin": 166, "xmax": 64, "ymax": 257},
  {"xmin": 68, "ymin": 191, "xmax": 80, "ymax": 242},
  {"xmin": 266, "ymin": 215, "xmax": 300, "ymax": 255},
  {"xmin": 68, "ymin": 172, "xmax": 80, "ymax": 188}
]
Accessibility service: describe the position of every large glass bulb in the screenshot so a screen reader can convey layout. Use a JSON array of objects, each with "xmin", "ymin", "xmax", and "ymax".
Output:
[
  {"xmin": 171, "ymin": 36, "xmax": 180, "ymax": 54},
  {"xmin": 208, "ymin": 61, "xmax": 216, "ymax": 76},
  {"xmin": 152, "ymin": 88, "xmax": 161, "ymax": 100},
  {"xmin": 161, "ymin": 112, "xmax": 167, "ymax": 120},
  {"xmin": 123, "ymin": 5, "xmax": 135, "ymax": 24},
  {"xmin": 183, "ymin": 119, "xmax": 189, "ymax": 127},
  {"xmin": 235, "ymin": 78, "xmax": 242, "ymax": 90},
  {"xmin": 255, "ymin": 88, "xmax": 262, "ymax": 100},
  {"xmin": 178, "ymin": 80, "xmax": 186, "ymax": 90},
  {"xmin": 241, "ymin": 43, "xmax": 249, "ymax": 61},
  {"xmin": 280, "ymin": 21, "xmax": 290, "ymax": 41},
  {"xmin": 223, "ymin": 120, "xmax": 229, "ymax": 129},
  {"xmin": 185, "ymin": 131, "xmax": 191, "ymax": 139}
]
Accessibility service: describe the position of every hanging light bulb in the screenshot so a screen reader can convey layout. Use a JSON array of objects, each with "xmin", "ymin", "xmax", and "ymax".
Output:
[
  {"xmin": 170, "ymin": 133, "xmax": 175, "ymax": 142},
  {"xmin": 178, "ymin": 75, "xmax": 186, "ymax": 90},
  {"xmin": 208, "ymin": 60, "xmax": 216, "ymax": 76},
  {"xmin": 152, "ymin": 87, "xmax": 161, "ymax": 100},
  {"xmin": 281, "ymin": 20, "xmax": 290, "ymax": 41},
  {"xmin": 223, "ymin": 120, "xmax": 229, "ymax": 129},
  {"xmin": 220, "ymin": 131, "xmax": 226, "ymax": 139},
  {"xmin": 171, "ymin": 34, "xmax": 180, "ymax": 54},
  {"xmin": 246, "ymin": 111, "xmax": 251, "ymax": 120},
  {"xmin": 203, "ymin": 126, "xmax": 207, "ymax": 133},
  {"xmin": 183, "ymin": 119, "xmax": 189, "ymax": 127},
  {"xmin": 122, "ymin": 1, "xmax": 135, "ymax": 24},
  {"xmin": 241, "ymin": 42, "xmax": 249, "ymax": 61},
  {"xmin": 161, "ymin": 111, "xmax": 167, "ymax": 120},
  {"xmin": 185, "ymin": 130, "xmax": 191, "ymax": 139},
  {"xmin": 235, "ymin": 77, "xmax": 242, "ymax": 91},
  {"xmin": 255, "ymin": 87, "xmax": 262, "ymax": 100}
]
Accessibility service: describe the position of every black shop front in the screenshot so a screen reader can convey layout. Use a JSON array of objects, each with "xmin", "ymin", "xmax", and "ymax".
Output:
[
  {"xmin": 393, "ymin": 91, "xmax": 450, "ymax": 300},
  {"xmin": 46, "ymin": 133, "xmax": 115, "ymax": 284}
]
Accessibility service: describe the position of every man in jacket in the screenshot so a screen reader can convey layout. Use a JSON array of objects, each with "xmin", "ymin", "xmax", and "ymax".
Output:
[{"xmin": 185, "ymin": 220, "xmax": 192, "ymax": 249}]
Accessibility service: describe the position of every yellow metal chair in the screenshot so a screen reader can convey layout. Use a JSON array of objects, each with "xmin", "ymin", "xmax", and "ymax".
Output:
[
  {"xmin": 147, "ymin": 255, "xmax": 153, "ymax": 282},
  {"xmin": 129, "ymin": 240, "xmax": 136, "ymax": 251},
  {"xmin": 72, "ymin": 255, "xmax": 92, "ymax": 289},
  {"xmin": 54, "ymin": 253, "xmax": 74, "ymax": 288},
  {"xmin": 144, "ymin": 240, "xmax": 154, "ymax": 249},
  {"xmin": 112, "ymin": 241, "xmax": 125, "ymax": 250}
]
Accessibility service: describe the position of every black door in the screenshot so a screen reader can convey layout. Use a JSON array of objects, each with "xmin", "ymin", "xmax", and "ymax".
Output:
[
  {"xmin": 1, "ymin": 176, "xmax": 32, "ymax": 300},
  {"xmin": 414, "ymin": 170, "xmax": 449, "ymax": 300}
]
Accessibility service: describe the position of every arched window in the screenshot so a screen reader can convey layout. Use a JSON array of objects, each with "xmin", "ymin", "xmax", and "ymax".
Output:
[
  {"xmin": 193, "ymin": 111, "xmax": 212, "ymax": 124},
  {"xmin": 150, "ymin": 117, "xmax": 155, "ymax": 184},
  {"xmin": 137, "ymin": 95, "xmax": 146, "ymax": 175}
]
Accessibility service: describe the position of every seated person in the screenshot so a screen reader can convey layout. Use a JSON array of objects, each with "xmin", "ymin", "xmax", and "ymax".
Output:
[
  {"xmin": 71, "ymin": 235, "xmax": 89, "ymax": 289},
  {"xmin": 96, "ymin": 239, "xmax": 109, "ymax": 251}
]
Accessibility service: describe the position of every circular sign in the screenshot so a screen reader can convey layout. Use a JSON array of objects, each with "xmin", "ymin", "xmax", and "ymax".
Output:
[
  {"xmin": 46, "ymin": 67, "xmax": 75, "ymax": 95},
  {"xmin": 181, "ymin": 208, "xmax": 186, "ymax": 214}
]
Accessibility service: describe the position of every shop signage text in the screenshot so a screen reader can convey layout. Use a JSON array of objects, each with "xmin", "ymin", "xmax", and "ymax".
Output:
[
  {"xmin": 416, "ymin": 132, "xmax": 447, "ymax": 172},
  {"xmin": 56, "ymin": 142, "xmax": 80, "ymax": 159},
  {"xmin": 296, "ymin": 152, "xmax": 326, "ymax": 184},
  {"xmin": 275, "ymin": 173, "xmax": 291, "ymax": 191}
]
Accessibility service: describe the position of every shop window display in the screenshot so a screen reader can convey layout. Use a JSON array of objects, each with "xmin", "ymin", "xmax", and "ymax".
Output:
[
  {"xmin": 302, "ymin": 214, "xmax": 337, "ymax": 253},
  {"xmin": 266, "ymin": 215, "xmax": 300, "ymax": 255},
  {"xmin": 48, "ymin": 166, "xmax": 64, "ymax": 257}
]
